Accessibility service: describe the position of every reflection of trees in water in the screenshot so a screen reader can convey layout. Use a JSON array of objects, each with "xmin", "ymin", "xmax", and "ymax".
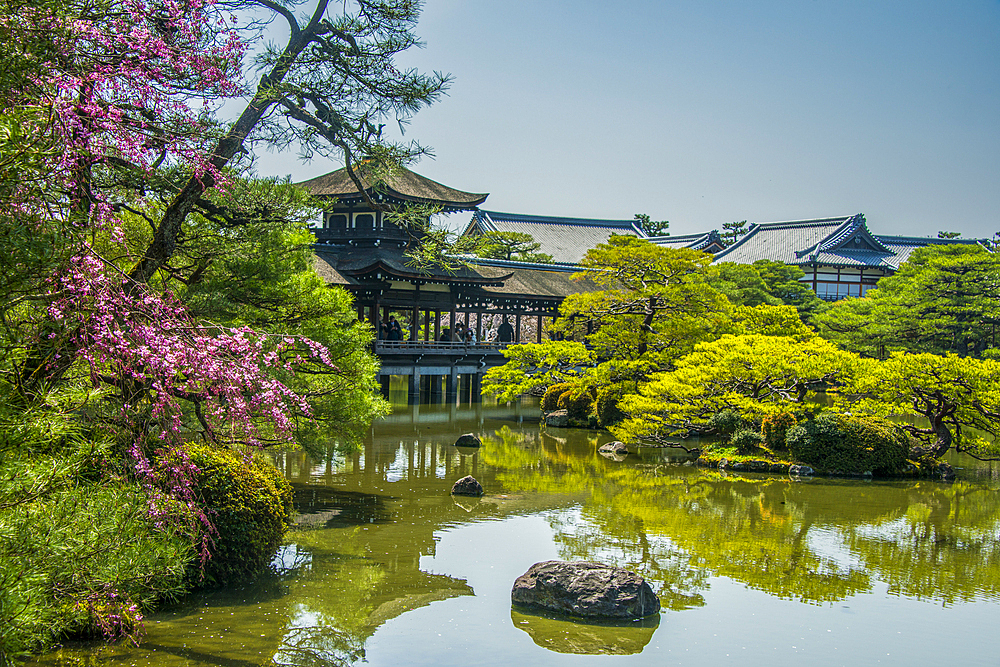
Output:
[{"xmin": 480, "ymin": 426, "xmax": 1000, "ymax": 606}]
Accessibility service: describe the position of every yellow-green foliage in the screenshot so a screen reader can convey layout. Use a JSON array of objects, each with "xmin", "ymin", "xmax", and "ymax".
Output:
[
  {"xmin": 729, "ymin": 428, "xmax": 764, "ymax": 454},
  {"xmin": 786, "ymin": 413, "xmax": 911, "ymax": 475},
  {"xmin": 557, "ymin": 388, "xmax": 594, "ymax": 421},
  {"xmin": 168, "ymin": 444, "xmax": 293, "ymax": 586},
  {"xmin": 595, "ymin": 385, "xmax": 627, "ymax": 426},
  {"xmin": 761, "ymin": 412, "xmax": 797, "ymax": 450},
  {"xmin": 541, "ymin": 383, "xmax": 574, "ymax": 412}
]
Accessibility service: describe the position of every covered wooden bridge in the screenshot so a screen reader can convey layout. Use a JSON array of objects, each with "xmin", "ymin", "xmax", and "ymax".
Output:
[{"xmin": 301, "ymin": 165, "xmax": 596, "ymax": 403}]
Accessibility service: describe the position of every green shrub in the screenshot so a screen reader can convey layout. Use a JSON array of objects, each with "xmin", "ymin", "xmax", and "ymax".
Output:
[
  {"xmin": 166, "ymin": 444, "xmax": 293, "ymax": 586},
  {"xmin": 557, "ymin": 389, "xmax": 594, "ymax": 421},
  {"xmin": 708, "ymin": 410, "xmax": 748, "ymax": 436},
  {"xmin": 595, "ymin": 386, "xmax": 627, "ymax": 426},
  {"xmin": 0, "ymin": 474, "xmax": 193, "ymax": 657},
  {"xmin": 541, "ymin": 382, "xmax": 574, "ymax": 412},
  {"xmin": 730, "ymin": 429, "xmax": 764, "ymax": 454},
  {"xmin": 786, "ymin": 413, "xmax": 911, "ymax": 475},
  {"xmin": 761, "ymin": 412, "xmax": 797, "ymax": 450}
]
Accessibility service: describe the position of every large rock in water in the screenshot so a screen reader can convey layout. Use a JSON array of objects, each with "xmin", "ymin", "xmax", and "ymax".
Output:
[
  {"xmin": 545, "ymin": 409, "xmax": 569, "ymax": 427},
  {"xmin": 451, "ymin": 475, "xmax": 483, "ymax": 497},
  {"xmin": 455, "ymin": 433, "xmax": 482, "ymax": 448},
  {"xmin": 511, "ymin": 561, "xmax": 660, "ymax": 619}
]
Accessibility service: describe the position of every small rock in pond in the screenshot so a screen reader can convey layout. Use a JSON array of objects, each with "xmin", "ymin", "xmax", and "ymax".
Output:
[
  {"xmin": 598, "ymin": 441, "xmax": 629, "ymax": 456},
  {"xmin": 451, "ymin": 475, "xmax": 483, "ymax": 497},
  {"xmin": 789, "ymin": 464, "xmax": 814, "ymax": 476},
  {"xmin": 512, "ymin": 560, "xmax": 660, "ymax": 619},
  {"xmin": 455, "ymin": 433, "xmax": 482, "ymax": 448},
  {"xmin": 545, "ymin": 409, "xmax": 569, "ymax": 427}
]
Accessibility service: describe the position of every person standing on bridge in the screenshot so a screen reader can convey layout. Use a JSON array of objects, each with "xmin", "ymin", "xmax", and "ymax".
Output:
[
  {"xmin": 387, "ymin": 316, "xmax": 402, "ymax": 341},
  {"xmin": 496, "ymin": 315, "xmax": 515, "ymax": 343}
]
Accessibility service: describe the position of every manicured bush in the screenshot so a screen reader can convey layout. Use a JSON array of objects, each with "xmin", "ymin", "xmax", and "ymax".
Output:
[
  {"xmin": 165, "ymin": 444, "xmax": 293, "ymax": 586},
  {"xmin": 761, "ymin": 412, "xmax": 797, "ymax": 450},
  {"xmin": 541, "ymin": 383, "xmax": 574, "ymax": 412},
  {"xmin": 708, "ymin": 410, "xmax": 748, "ymax": 436},
  {"xmin": 785, "ymin": 413, "xmax": 911, "ymax": 475},
  {"xmin": 557, "ymin": 389, "xmax": 594, "ymax": 422},
  {"xmin": 730, "ymin": 429, "xmax": 764, "ymax": 454},
  {"xmin": 595, "ymin": 385, "xmax": 627, "ymax": 426}
]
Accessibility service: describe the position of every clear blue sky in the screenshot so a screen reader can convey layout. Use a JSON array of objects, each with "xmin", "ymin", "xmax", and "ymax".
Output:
[{"xmin": 253, "ymin": 0, "xmax": 1000, "ymax": 239}]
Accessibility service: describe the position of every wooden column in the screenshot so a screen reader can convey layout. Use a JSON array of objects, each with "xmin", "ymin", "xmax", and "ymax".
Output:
[
  {"xmin": 515, "ymin": 314, "xmax": 521, "ymax": 342},
  {"xmin": 423, "ymin": 310, "xmax": 430, "ymax": 341},
  {"xmin": 476, "ymin": 312, "xmax": 482, "ymax": 341},
  {"xmin": 408, "ymin": 368, "xmax": 421, "ymax": 405},
  {"xmin": 411, "ymin": 305, "xmax": 418, "ymax": 341},
  {"xmin": 537, "ymin": 314, "xmax": 543, "ymax": 342},
  {"xmin": 434, "ymin": 311, "xmax": 441, "ymax": 341}
]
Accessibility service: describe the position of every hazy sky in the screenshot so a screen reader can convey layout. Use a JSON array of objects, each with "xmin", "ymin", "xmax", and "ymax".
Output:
[{"xmin": 252, "ymin": 1, "xmax": 1000, "ymax": 239}]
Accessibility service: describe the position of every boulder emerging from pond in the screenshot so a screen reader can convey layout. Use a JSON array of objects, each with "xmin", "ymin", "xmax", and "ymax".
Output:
[
  {"xmin": 545, "ymin": 409, "xmax": 569, "ymax": 427},
  {"xmin": 451, "ymin": 475, "xmax": 483, "ymax": 497},
  {"xmin": 512, "ymin": 561, "xmax": 660, "ymax": 619},
  {"xmin": 455, "ymin": 433, "xmax": 482, "ymax": 448},
  {"xmin": 598, "ymin": 441, "xmax": 629, "ymax": 456}
]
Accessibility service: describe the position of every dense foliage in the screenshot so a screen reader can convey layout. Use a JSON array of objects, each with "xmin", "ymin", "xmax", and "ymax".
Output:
[
  {"xmin": 785, "ymin": 414, "xmax": 911, "ymax": 475},
  {"xmin": 163, "ymin": 445, "xmax": 293, "ymax": 586},
  {"xmin": 0, "ymin": 0, "xmax": 442, "ymax": 658},
  {"xmin": 816, "ymin": 245, "xmax": 999, "ymax": 358}
]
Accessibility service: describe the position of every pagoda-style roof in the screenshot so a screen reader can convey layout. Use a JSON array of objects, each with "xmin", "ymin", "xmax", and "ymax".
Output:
[
  {"xmin": 648, "ymin": 230, "xmax": 727, "ymax": 254},
  {"xmin": 463, "ymin": 211, "xmax": 644, "ymax": 264},
  {"xmin": 298, "ymin": 164, "xmax": 488, "ymax": 211},
  {"xmin": 713, "ymin": 214, "xmax": 988, "ymax": 270}
]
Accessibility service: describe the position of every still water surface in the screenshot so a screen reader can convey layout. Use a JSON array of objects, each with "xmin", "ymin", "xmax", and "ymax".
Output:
[{"xmin": 32, "ymin": 399, "xmax": 1000, "ymax": 666}]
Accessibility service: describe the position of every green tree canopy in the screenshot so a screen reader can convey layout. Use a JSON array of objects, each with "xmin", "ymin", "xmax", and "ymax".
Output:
[
  {"xmin": 816, "ymin": 244, "xmax": 999, "ymax": 357},
  {"xmin": 614, "ymin": 334, "xmax": 859, "ymax": 443},
  {"xmin": 840, "ymin": 352, "xmax": 1000, "ymax": 459},
  {"xmin": 472, "ymin": 231, "xmax": 553, "ymax": 263}
]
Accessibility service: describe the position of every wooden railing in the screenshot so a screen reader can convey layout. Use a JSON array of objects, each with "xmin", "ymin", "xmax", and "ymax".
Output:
[{"xmin": 374, "ymin": 340, "xmax": 511, "ymax": 354}]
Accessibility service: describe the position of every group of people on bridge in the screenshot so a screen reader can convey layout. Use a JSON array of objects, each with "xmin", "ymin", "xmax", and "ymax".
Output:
[{"xmin": 377, "ymin": 315, "xmax": 517, "ymax": 344}]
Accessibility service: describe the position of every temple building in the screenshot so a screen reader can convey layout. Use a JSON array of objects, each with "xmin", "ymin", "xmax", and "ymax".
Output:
[
  {"xmin": 299, "ymin": 165, "xmax": 600, "ymax": 403},
  {"xmin": 713, "ymin": 213, "xmax": 989, "ymax": 300}
]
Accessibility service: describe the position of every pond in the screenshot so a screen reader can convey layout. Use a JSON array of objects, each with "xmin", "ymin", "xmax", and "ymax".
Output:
[{"xmin": 29, "ymin": 398, "xmax": 1000, "ymax": 667}]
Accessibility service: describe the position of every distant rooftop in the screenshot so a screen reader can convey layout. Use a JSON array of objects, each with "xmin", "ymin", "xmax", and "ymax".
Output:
[
  {"xmin": 713, "ymin": 213, "xmax": 988, "ymax": 271},
  {"xmin": 463, "ymin": 210, "xmax": 644, "ymax": 264}
]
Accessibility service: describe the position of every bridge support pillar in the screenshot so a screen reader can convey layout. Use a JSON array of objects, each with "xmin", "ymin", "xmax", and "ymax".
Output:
[
  {"xmin": 429, "ymin": 374, "xmax": 442, "ymax": 402},
  {"xmin": 378, "ymin": 375, "xmax": 390, "ymax": 398},
  {"xmin": 446, "ymin": 366, "xmax": 458, "ymax": 402},
  {"xmin": 408, "ymin": 368, "xmax": 421, "ymax": 405},
  {"xmin": 471, "ymin": 373, "xmax": 482, "ymax": 403}
]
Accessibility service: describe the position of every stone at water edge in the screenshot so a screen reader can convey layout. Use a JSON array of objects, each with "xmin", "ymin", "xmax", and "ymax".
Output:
[
  {"xmin": 451, "ymin": 475, "xmax": 484, "ymax": 497},
  {"xmin": 545, "ymin": 409, "xmax": 569, "ymax": 427},
  {"xmin": 789, "ymin": 464, "xmax": 814, "ymax": 476},
  {"xmin": 598, "ymin": 441, "xmax": 629, "ymax": 456},
  {"xmin": 455, "ymin": 433, "xmax": 482, "ymax": 448},
  {"xmin": 511, "ymin": 561, "xmax": 660, "ymax": 619}
]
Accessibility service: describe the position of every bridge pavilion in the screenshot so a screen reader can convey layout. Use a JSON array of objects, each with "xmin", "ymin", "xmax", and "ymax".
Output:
[{"xmin": 299, "ymin": 165, "xmax": 598, "ymax": 403}]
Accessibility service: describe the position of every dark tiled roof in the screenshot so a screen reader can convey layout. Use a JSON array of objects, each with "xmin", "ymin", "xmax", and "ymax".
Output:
[
  {"xmin": 712, "ymin": 213, "xmax": 989, "ymax": 270},
  {"xmin": 467, "ymin": 258, "xmax": 600, "ymax": 298},
  {"xmin": 298, "ymin": 165, "xmax": 488, "ymax": 209},
  {"xmin": 312, "ymin": 246, "xmax": 508, "ymax": 286},
  {"xmin": 648, "ymin": 230, "xmax": 726, "ymax": 253},
  {"xmin": 464, "ymin": 210, "xmax": 644, "ymax": 264},
  {"xmin": 712, "ymin": 216, "xmax": 857, "ymax": 264}
]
